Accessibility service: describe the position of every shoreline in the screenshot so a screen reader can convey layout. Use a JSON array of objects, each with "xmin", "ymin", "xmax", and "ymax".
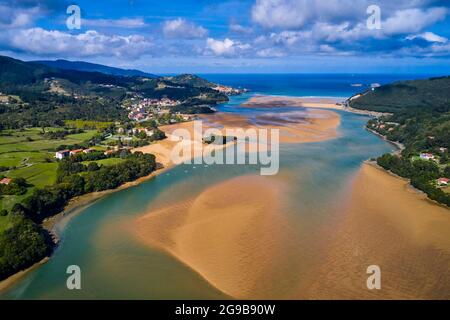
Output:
[
  {"xmin": 242, "ymin": 94, "xmax": 390, "ymax": 118},
  {"xmin": 0, "ymin": 93, "xmax": 416, "ymax": 295},
  {"xmin": 0, "ymin": 163, "xmax": 172, "ymax": 292}
]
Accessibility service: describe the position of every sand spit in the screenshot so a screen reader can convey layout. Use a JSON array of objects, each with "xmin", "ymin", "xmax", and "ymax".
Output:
[
  {"xmin": 306, "ymin": 164, "xmax": 450, "ymax": 299},
  {"xmin": 134, "ymin": 109, "xmax": 340, "ymax": 167},
  {"xmin": 133, "ymin": 175, "xmax": 302, "ymax": 299},
  {"xmin": 242, "ymin": 95, "xmax": 345, "ymax": 110}
]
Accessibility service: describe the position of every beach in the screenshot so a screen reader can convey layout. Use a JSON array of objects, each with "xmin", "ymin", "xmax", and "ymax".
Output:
[
  {"xmin": 242, "ymin": 95, "xmax": 345, "ymax": 110},
  {"xmin": 305, "ymin": 163, "xmax": 450, "ymax": 299},
  {"xmin": 134, "ymin": 108, "xmax": 341, "ymax": 168},
  {"xmin": 2, "ymin": 89, "xmax": 448, "ymax": 300},
  {"xmin": 131, "ymin": 162, "xmax": 450, "ymax": 299}
]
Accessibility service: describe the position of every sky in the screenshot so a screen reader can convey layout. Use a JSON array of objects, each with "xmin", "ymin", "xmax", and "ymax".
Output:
[{"xmin": 1, "ymin": 0, "xmax": 450, "ymax": 74}]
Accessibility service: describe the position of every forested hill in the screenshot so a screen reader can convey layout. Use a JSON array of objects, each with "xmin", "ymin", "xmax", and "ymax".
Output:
[
  {"xmin": 349, "ymin": 76, "xmax": 450, "ymax": 113},
  {"xmin": 0, "ymin": 55, "xmax": 229, "ymax": 128},
  {"xmin": 350, "ymin": 76, "xmax": 450, "ymax": 207},
  {"xmin": 34, "ymin": 59, "xmax": 157, "ymax": 78}
]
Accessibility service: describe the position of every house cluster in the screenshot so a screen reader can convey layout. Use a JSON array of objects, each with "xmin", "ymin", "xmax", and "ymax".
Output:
[
  {"xmin": 103, "ymin": 146, "xmax": 132, "ymax": 156},
  {"xmin": 127, "ymin": 98, "xmax": 181, "ymax": 121},
  {"xmin": 212, "ymin": 85, "xmax": 246, "ymax": 95},
  {"xmin": 0, "ymin": 177, "xmax": 12, "ymax": 185},
  {"xmin": 55, "ymin": 148, "xmax": 94, "ymax": 160},
  {"xmin": 437, "ymin": 177, "xmax": 449, "ymax": 187},
  {"xmin": 418, "ymin": 147, "xmax": 448, "ymax": 161},
  {"xmin": 370, "ymin": 120, "xmax": 399, "ymax": 132},
  {"xmin": 0, "ymin": 93, "xmax": 10, "ymax": 104},
  {"xmin": 419, "ymin": 152, "xmax": 435, "ymax": 161}
]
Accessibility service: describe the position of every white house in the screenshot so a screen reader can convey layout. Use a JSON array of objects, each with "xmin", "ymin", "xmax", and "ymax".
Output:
[
  {"xmin": 420, "ymin": 153, "xmax": 435, "ymax": 161},
  {"xmin": 55, "ymin": 150, "xmax": 70, "ymax": 160},
  {"xmin": 437, "ymin": 178, "xmax": 449, "ymax": 187}
]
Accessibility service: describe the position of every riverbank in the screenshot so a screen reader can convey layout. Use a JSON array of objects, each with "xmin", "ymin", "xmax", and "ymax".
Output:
[
  {"xmin": 306, "ymin": 163, "xmax": 450, "ymax": 299},
  {"xmin": 243, "ymin": 95, "xmax": 390, "ymax": 117}
]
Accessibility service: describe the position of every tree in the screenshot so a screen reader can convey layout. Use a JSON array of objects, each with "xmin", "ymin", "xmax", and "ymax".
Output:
[
  {"xmin": 0, "ymin": 217, "xmax": 51, "ymax": 280},
  {"xmin": 87, "ymin": 162, "xmax": 100, "ymax": 172}
]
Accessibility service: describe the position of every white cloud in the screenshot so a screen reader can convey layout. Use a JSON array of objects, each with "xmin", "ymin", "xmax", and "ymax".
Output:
[
  {"xmin": 3, "ymin": 28, "xmax": 153, "ymax": 59},
  {"xmin": 257, "ymin": 47, "xmax": 286, "ymax": 57},
  {"xmin": 251, "ymin": 0, "xmax": 366, "ymax": 29},
  {"xmin": 205, "ymin": 38, "xmax": 250, "ymax": 56},
  {"xmin": 163, "ymin": 18, "xmax": 208, "ymax": 39},
  {"xmin": 383, "ymin": 7, "xmax": 448, "ymax": 35},
  {"xmin": 83, "ymin": 18, "xmax": 147, "ymax": 28},
  {"xmin": 229, "ymin": 23, "xmax": 253, "ymax": 34},
  {"xmin": 406, "ymin": 32, "xmax": 448, "ymax": 43},
  {"xmin": 0, "ymin": 4, "xmax": 40, "ymax": 28}
]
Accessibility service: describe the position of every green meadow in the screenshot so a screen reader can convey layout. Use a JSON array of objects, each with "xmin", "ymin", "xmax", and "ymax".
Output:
[{"xmin": 0, "ymin": 128, "xmax": 98, "ymax": 211}]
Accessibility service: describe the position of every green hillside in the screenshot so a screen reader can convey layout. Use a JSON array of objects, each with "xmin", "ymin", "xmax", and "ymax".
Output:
[
  {"xmin": 350, "ymin": 76, "xmax": 450, "ymax": 113},
  {"xmin": 351, "ymin": 76, "xmax": 450, "ymax": 207},
  {"xmin": 0, "ymin": 55, "xmax": 229, "ymax": 129}
]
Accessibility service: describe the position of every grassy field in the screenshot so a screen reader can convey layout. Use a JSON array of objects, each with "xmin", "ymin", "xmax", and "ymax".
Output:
[
  {"xmin": 0, "ymin": 127, "xmax": 99, "ymax": 212},
  {"xmin": 82, "ymin": 158, "xmax": 126, "ymax": 166},
  {"xmin": 0, "ymin": 215, "xmax": 12, "ymax": 233},
  {"xmin": 65, "ymin": 120, "xmax": 114, "ymax": 130}
]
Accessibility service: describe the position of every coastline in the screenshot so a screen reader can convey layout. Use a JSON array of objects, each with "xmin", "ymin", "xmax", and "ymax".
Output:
[
  {"xmin": 242, "ymin": 95, "xmax": 389, "ymax": 117},
  {"xmin": 306, "ymin": 162, "xmax": 450, "ymax": 299},
  {"xmin": 3, "ymin": 93, "xmax": 442, "ymax": 297},
  {"xmin": 0, "ymin": 163, "xmax": 171, "ymax": 292}
]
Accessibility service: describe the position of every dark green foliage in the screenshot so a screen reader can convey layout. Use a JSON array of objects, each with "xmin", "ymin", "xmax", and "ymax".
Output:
[
  {"xmin": 355, "ymin": 76, "xmax": 450, "ymax": 207},
  {"xmin": 0, "ymin": 210, "xmax": 7, "ymax": 217},
  {"xmin": 87, "ymin": 162, "xmax": 100, "ymax": 172},
  {"xmin": 84, "ymin": 152, "xmax": 156, "ymax": 193},
  {"xmin": 0, "ymin": 55, "xmax": 227, "ymax": 128},
  {"xmin": 0, "ymin": 217, "xmax": 52, "ymax": 280},
  {"xmin": 350, "ymin": 76, "xmax": 450, "ymax": 113},
  {"xmin": 377, "ymin": 154, "xmax": 450, "ymax": 207},
  {"xmin": 149, "ymin": 129, "xmax": 166, "ymax": 141},
  {"xmin": 0, "ymin": 178, "xmax": 28, "ymax": 195},
  {"xmin": 22, "ymin": 187, "xmax": 68, "ymax": 222},
  {"xmin": 170, "ymin": 105, "xmax": 215, "ymax": 114},
  {"xmin": 20, "ymin": 152, "xmax": 156, "ymax": 223},
  {"xmin": 56, "ymin": 159, "xmax": 86, "ymax": 182}
]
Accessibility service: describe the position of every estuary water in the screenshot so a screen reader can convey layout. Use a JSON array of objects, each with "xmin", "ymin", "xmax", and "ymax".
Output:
[{"xmin": 1, "ymin": 74, "xmax": 404, "ymax": 299}]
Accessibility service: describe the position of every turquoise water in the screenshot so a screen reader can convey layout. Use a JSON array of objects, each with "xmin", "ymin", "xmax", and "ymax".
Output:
[{"xmin": 0, "ymin": 75, "xmax": 396, "ymax": 299}]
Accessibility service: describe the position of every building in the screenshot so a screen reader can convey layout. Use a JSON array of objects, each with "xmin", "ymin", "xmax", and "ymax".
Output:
[
  {"xmin": 420, "ymin": 153, "xmax": 435, "ymax": 161},
  {"xmin": 70, "ymin": 149, "xmax": 84, "ymax": 156},
  {"xmin": 83, "ymin": 148, "xmax": 94, "ymax": 154},
  {"xmin": 437, "ymin": 178, "xmax": 449, "ymax": 187},
  {"xmin": 104, "ymin": 150, "xmax": 116, "ymax": 156},
  {"xmin": 0, "ymin": 177, "xmax": 12, "ymax": 185},
  {"xmin": 55, "ymin": 150, "xmax": 70, "ymax": 160}
]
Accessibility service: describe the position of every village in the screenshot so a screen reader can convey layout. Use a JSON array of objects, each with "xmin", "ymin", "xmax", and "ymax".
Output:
[{"xmin": 369, "ymin": 118, "xmax": 449, "ymax": 190}]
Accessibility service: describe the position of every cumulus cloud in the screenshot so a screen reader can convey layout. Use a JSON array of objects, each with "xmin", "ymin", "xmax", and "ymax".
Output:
[
  {"xmin": 205, "ymin": 38, "xmax": 251, "ymax": 56},
  {"xmin": 383, "ymin": 7, "xmax": 448, "ymax": 35},
  {"xmin": 2, "ymin": 28, "xmax": 153, "ymax": 59},
  {"xmin": 163, "ymin": 18, "xmax": 208, "ymax": 39},
  {"xmin": 247, "ymin": 0, "xmax": 450, "ymax": 58}
]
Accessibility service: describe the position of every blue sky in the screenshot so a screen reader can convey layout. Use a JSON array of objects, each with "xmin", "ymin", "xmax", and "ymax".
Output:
[{"xmin": 1, "ymin": 0, "xmax": 450, "ymax": 74}]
